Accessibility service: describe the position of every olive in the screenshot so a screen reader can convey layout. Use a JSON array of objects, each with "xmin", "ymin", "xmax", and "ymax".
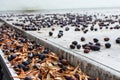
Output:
[
  {"xmin": 28, "ymin": 53, "xmax": 34, "ymax": 59},
  {"xmin": 28, "ymin": 46, "xmax": 34, "ymax": 51},
  {"xmin": 110, "ymin": 27, "xmax": 113, "ymax": 30},
  {"xmin": 90, "ymin": 27, "xmax": 94, "ymax": 31},
  {"xmin": 74, "ymin": 73, "xmax": 79, "ymax": 80},
  {"xmin": 72, "ymin": 41, "xmax": 78, "ymax": 45},
  {"xmin": 88, "ymin": 78, "xmax": 96, "ymax": 80},
  {"xmin": 90, "ymin": 45, "xmax": 100, "ymax": 51},
  {"xmin": 105, "ymin": 43, "xmax": 111, "ymax": 48},
  {"xmin": 58, "ymin": 33, "xmax": 62, "ymax": 38},
  {"xmin": 82, "ymin": 44, "xmax": 89, "ymax": 49},
  {"xmin": 70, "ymin": 44, "xmax": 75, "ymax": 49},
  {"xmin": 7, "ymin": 54, "xmax": 17, "ymax": 61},
  {"xmin": 65, "ymin": 76, "xmax": 75, "ymax": 80},
  {"xmin": 10, "ymin": 48, "xmax": 15, "ymax": 53},
  {"xmin": 95, "ymin": 43, "xmax": 101, "ymax": 46},
  {"xmin": 4, "ymin": 50, "xmax": 10, "ymax": 55},
  {"xmin": 38, "ymin": 54, "xmax": 46, "ymax": 60},
  {"xmin": 84, "ymin": 49, "xmax": 90, "ymax": 53},
  {"xmin": 75, "ymin": 28, "xmax": 80, "ymax": 31},
  {"xmin": 104, "ymin": 37, "xmax": 110, "ymax": 41},
  {"xmin": 49, "ymin": 32, "xmax": 53, "ymax": 36},
  {"xmin": 60, "ymin": 59, "xmax": 68, "ymax": 65},
  {"xmin": 51, "ymin": 28, "xmax": 55, "ymax": 31},
  {"xmin": 24, "ymin": 76, "xmax": 32, "ymax": 80},
  {"xmin": 116, "ymin": 38, "xmax": 120, "ymax": 44},
  {"xmin": 93, "ymin": 38, "xmax": 99, "ymax": 43},
  {"xmin": 65, "ymin": 27, "xmax": 69, "ymax": 31},
  {"xmin": 58, "ymin": 62, "xmax": 64, "ymax": 68},
  {"xmin": 76, "ymin": 44, "xmax": 81, "ymax": 49},
  {"xmin": 33, "ymin": 64, "xmax": 39, "ymax": 69},
  {"xmin": 22, "ymin": 60, "xmax": 31, "ymax": 66},
  {"xmin": 94, "ymin": 28, "xmax": 98, "ymax": 31},
  {"xmin": 16, "ymin": 45, "xmax": 23, "ymax": 50},
  {"xmin": 81, "ymin": 37, "xmax": 85, "ymax": 41}
]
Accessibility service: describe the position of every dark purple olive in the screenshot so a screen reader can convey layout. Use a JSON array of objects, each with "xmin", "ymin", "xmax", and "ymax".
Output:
[
  {"xmin": 110, "ymin": 27, "xmax": 113, "ymax": 30},
  {"xmin": 28, "ymin": 53, "xmax": 34, "ymax": 59},
  {"xmin": 33, "ymin": 64, "xmax": 39, "ymax": 69},
  {"xmin": 84, "ymin": 49, "xmax": 90, "ymax": 53},
  {"xmin": 72, "ymin": 41, "xmax": 78, "ymax": 45},
  {"xmin": 58, "ymin": 62, "xmax": 64, "ymax": 68},
  {"xmin": 88, "ymin": 78, "xmax": 96, "ymax": 80},
  {"xmin": 70, "ymin": 44, "xmax": 75, "ymax": 49},
  {"xmin": 75, "ymin": 28, "xmax": 80, "ymax": 31},
  {"xmin": 104, "ymin": 37, "xmax": 110, "ymax": 41},
  {"xmin": 60, "ymin": 59, "xmax": 68, "ymax": 65},
  {"xmin": 4, "ymin": 50, "xmax": 10, "ymax": 55},
  {"xmin": 93, "ymin": 38, "xmax": 99, "ymax": 43},
  {"xmin": 65, "ymin": 76, "xmax": 75, "ymax": 80},
  {"xmin": 116, "ymin": 38, "xmax": 120, "ymax": 44},
  {"xmin": 95, "ymin": 43, "xmax": 101, "ymax": 46},
  {"xmin": 94, "ymin": 28, "xmax": 98, "ymax": 31},
  {"xmin": 22, "ymin": 60, "xmax": 31, "ymax": 66},
  {"xmin": 24, "ymin": 76, "xmax": 32, "ymax": 80},
  {"xmin": 58, "ymin": 33, "xmax": 62, "ymax": 38},
  {"xmin": 39, "ymin": 54, "xmax": 46, "ymax": 60},
  {"xmin": 105, "ymin": 43, "xmax": 111, "ymax": 48},
  {"xmin": 51, "ymin": 28, "xmax": 55, "ymax": 31},
  {"xmin": 81, "ymin": 37, "xmax": 85, "ymax": 41},
  {"xmin": 28, "ymin": 46, "xmax": 34, "ymax": 51},
  {"xmin": 49, "ymin": 32, "xmax": 53, "ymax": 36},
  {"xmin": 77, "ymin": 44, "xmax": 81, "ymax": 49},
  {"xmin": 90, "ymin": 45, "xmax": 100, "ymax": 51},
  {"xmin": 90, "ymin": 27, "xmax": 94, "ymax": 31},
  {"xmin": 16, "ymin": 45, "xmax": 23, "ymax": 50},
  {"xmin": 74, "ymin": 73, "xmax": 79, "ymax": 80},
  {"xmin": 65, "ymin": 27, "xmax": 69, "ymax": 31}
]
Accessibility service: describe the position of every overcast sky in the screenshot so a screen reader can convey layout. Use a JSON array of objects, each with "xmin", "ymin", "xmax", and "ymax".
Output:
[{"xmin": 0, "ymin": 0, "xmax": 120, "ymax": 10}]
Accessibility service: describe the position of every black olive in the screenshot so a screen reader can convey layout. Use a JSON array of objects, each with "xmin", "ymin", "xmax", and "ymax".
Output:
[
  {"xmin": 70, "ymin": 44, "xmax": 75, "ymax": 49},
  {"xmin": 60, "ymin": 59, "xmax": 68, "ymax": 65},
  {"xmin": 105, "ymin": 43, "xmax": 111, "ymax": 48},
  {"xmin": 49, "ymin": 32, "xmax": 53, "ymax": 36},
  {"xmin": 65, "ymin": 76, "xmax": 75, "ymax": 80},
  {"xmin": 58, "ymin": 62, "xmax": 64, "ymax": 68},
  {"xmin": 22, "ymin": 60, "xmax": 31, "ymax": 66},
  {"xmin": 58, "ymin": 33, "xmax": 62, "ymax": 38},
  {"xmin": 116, "ymin": 38, "xmax": 120, "ymax": 44},
  {"xmin": 38, "ymin": 54, "xmax": 46, "ymax": 60},
  {"xmin": 76, "ymin": 44, "xmax": 81, "ymax": 49},
  {"xmin": 51, "ymin": 28, "xmax": 55, "ymax": 31},
  {"xmin": 81, "ymin": 37, "xmax": 85, "ymax": 41},
  {"xmin": 4, "ymin": 50, "xmax": 10, "ymax": 55},
  {"xmin": 93, "ymin": 38, "xmax": 99, "ymax": 43},
  {"xmin": 72, "ymin": 41, "xmax": 78, "ymax": 45},
  {"xmin": 28, "ymin": 53, "xmax": 34, "ymax": 59},
  {"xmin": 74, "ymin": 73, "xmax": 79, "ymax": 80},
  {"xmin": 75, "ymin": 28, "xmax": 80, "ymax": 31},
  {"xmin": 94, "ymin": 28, "xmax": 98, "ymax": 31},
  {"xmin": 88, "ymin": 78, "xmax": 96, "ymax": 80},
  {"xmin": 104, "ymin": 37, "xmax": 110, "ymax": 41},
  {"xmin": 65, "ymin": 27, "xmax": 69, "ymax": 31},
  {"xmin": 16, "ymin": 45, "xmax": 23, "ymax": 50},
  {"xmin": 33, "ymin": 64, "xmax": 39, "ymax": 69},
  {"xmin": 24, "ymin": 76, "xmax": 32, "ymax": 80},
  {"xmin": 84, "ymin": 49, "xmax": 90, "ymax": 53},
  {"xmin": 90, "ymin": 45, "xmax": 100, "ymax": 51},
  {"xmin": 90, "ymin": 27, "xmax": 94, "ymax": 31},
  {"xmin": 95, "ymin": 43, "xmax": 101, "ymax": 46},
  {"xmin": 28, "ymin": 46, "xmax": 34, "ymax": 51}
]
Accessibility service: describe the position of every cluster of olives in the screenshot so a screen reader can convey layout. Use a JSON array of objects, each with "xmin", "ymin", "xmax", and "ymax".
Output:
[{"xmin": 70, "ymin": 37, "xmax": 112, "ymax": 53}]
